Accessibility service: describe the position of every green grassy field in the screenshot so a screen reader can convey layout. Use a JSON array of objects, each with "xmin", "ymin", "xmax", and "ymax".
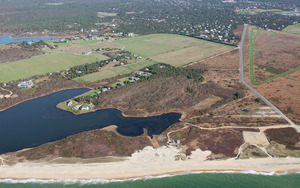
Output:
[
  {"xmin": 1, "ymin": 34, "xmax": 234, "ymax": 83},
  {"xmin": 283, "ymin": 24, "xmax": 300, "ymax": 35},
  {"xmin": 48, "ymin": 39, "xmax": 100, "ymax": 47},
  {"xmin": 114, "ymin": 34, "xmax": 183, "ymax": 58},
  {"xmin": 45, "ymin": 40, "xmax": 123, "ymax": 60},
  {"xmin": 75, "ymin": 60, "xmax": 157, "ymax": 82},
  {"xmin": 114, "ymin": 34, "xmax": 234, "ymax": 66},
  {"xmin": 0, "ymin": 53, "xmax": 101, "ymax": 82},
  {"xmin": 74, "ymin": 34, "xmax": 234, "ymax": 82}
]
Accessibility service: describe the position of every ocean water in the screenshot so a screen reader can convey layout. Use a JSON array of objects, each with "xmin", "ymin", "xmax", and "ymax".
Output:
[
  {"xmin": 0, "ymin": 173, "xmax": 299, "ymax": 188},
  {"xmin": 0, "ymin": 35, "xmax": 59, "ymax": 44}
]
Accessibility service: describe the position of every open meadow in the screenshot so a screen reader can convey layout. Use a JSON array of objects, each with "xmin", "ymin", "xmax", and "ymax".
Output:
[
  {"xmin": 0, "ymin": 34, "xmax": 234, "ymax": 83},
  {"xmin": 114, "ymin": 34, "xmax": 234, "ymax": 65},
  {"xmin": 151, "ymin": 45, "xmax": 232, "ymax": 67},
  {"xmin": 283, "ymin": 23, "xmax": 300, "ymax": 35},
  {"xmin": 45, "ymin": 41, "xmax": 122, "ymax": 60},
  {"xmin": 0, "ymin": 53, "xmax": 101, "ymax": 82},
  {"xmin": 73, "ymin": 34, "xmax": 234, "ymax": 82}
]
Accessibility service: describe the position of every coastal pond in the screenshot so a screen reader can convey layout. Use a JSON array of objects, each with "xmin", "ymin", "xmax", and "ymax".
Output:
[
  {"xmin": 0, "ymin": 35, "xmax": 59, "ymax": 44},
  {"xmin": 0, "ymin": 88, "xmax": 181, "ymax": 154}
]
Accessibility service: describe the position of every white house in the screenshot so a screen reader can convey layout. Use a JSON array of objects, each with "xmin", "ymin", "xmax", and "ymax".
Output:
[
  {"xmin": 82, "ymin": 51, "xmax": 92, "ymax": 55},
  {"xmin": 72, "ymin": 105, "xmax": 81, "ymax": 110},
  {"xmin": 81, "ymin": 107, "xmax": 89, "ymax": 110},
  {"xmin": 101, "ymin": 88, "xmax": 108, "ymax": 92},
  {"xmin": 18, "ymin": 80, "xmax": 34, "ymax": 88}
]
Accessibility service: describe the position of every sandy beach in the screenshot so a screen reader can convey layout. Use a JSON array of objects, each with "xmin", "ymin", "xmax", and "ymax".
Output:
[{"xmin": 0, "ymin": 146, "xmax": 299, "ymax": 180}]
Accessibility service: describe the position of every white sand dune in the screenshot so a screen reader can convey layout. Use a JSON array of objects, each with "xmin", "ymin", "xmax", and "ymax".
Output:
[{"xmin": 0, "ymin": 146, "xmax": 299, "ymax": 180}]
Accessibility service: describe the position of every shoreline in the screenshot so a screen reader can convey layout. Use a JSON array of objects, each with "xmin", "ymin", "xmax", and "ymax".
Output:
[
  {"xmin": 0, "ymin": 34, "xmax": 68, "ymax": 39},
  {"xmin": 0, "ymin": 146, "xmax": 299, "ymax": 182},
  {"xmin": 56, "ymin": 103, "xmax": 187, "ymax": 121},
  {"xmin": 0, "ymin": 86, "xmax": 92, "ymax": 113},
  {"xmin": 0, "ymin": 86, "xmax": 186, "ymax": 121},
  {"xmin": 56, "ymin": 90, "xmax": 188, "ymax": 120},
  {"xmin": 0, "ymin": 169, "xmax": 299, "ymax": 184}
]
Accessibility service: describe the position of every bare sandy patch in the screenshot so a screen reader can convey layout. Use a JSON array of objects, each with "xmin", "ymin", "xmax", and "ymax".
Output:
[
  {"xmin": 193, "ymin": 95, "xmax": 222, "ymax": 110},
  {"xmin": 243, "ymin": 131, "xmax": 269, "ymax": 147}
]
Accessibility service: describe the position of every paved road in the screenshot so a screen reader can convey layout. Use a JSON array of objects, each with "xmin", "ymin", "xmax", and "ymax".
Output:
[{"xmin": 239, "ymin": 24, "xmax": 300, "ymax": 132}]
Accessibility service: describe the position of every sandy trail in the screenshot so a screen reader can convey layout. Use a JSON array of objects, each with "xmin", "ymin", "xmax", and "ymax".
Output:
[
  {"xmin": 167, "ymin": 123, "xmax": 291, "ymax": 142},
  {"xmin": 0, "ymin": 87, "xmax": 13, "ymax": 98}
]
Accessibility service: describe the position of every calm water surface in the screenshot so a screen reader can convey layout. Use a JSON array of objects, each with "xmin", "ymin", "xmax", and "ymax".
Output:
[
  {"xmin": 0, "ymin": 35, "xmax": 59, "ymax": 44},
  {"xmin": 1, "ymin": 89, "xmax": 297, "ymax": 188},
  {"xmin": 0, "ymin": 88, "xmax": 181, "ymax": 154}
]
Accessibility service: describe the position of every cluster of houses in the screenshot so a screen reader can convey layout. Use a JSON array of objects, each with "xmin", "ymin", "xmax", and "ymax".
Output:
[
  {"xmin": 96, "ymin": 87, "xmax": 111, "ymax": 95},
  {"xmin": 58, "ymin": 35, "xmax": 106, "ymax": 44},
  {"xmin": 57, "ymin": 37, "xmax": 80, "ymax": 43},
  {"xmin": 17, "ymin": 80, "xmax": 34, "ymax": 88},
  {"xmin": 132, "ymin": 53, "xmax": 142, "ymax": 59},
  {"xmin": 129, "ymin": 76, "xmax": 140, "ymax": 82},
  {"xmin": 25, "ymin": 31, "xmax": 45, "ymax": 35},
  {"xmin": 84, "ymin": 35, "xmax": 106, "ymax": 41},
  {"xmin": 68, "ymin": 100, "xmax": 95, "ymax": 111},
  {"xmin": 136, "ymin": 68, "xmax": 151, "ymax": 77},
  {"xmin": 115, "ymin": 76, "xmax": 139, "ymax": 88},
  {"xmin": 80, "ymin": 28, "xmax": 105, "ymax": 34},
  {"xmin": 196, "ymin": 23, "xmax": 235, "ymax": 43},
  {"xmin": 96, "ymin": 47, "xmax": 120, "ymax": 51},
  {"xmin": 116, "ymin": 82, "xmax": 124, "ymax": 88}
]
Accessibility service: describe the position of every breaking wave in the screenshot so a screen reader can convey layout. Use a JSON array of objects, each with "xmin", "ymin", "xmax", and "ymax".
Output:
[{"xmin": 0, "ymin": 170, "xmax": 297, "ymax": 185}]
